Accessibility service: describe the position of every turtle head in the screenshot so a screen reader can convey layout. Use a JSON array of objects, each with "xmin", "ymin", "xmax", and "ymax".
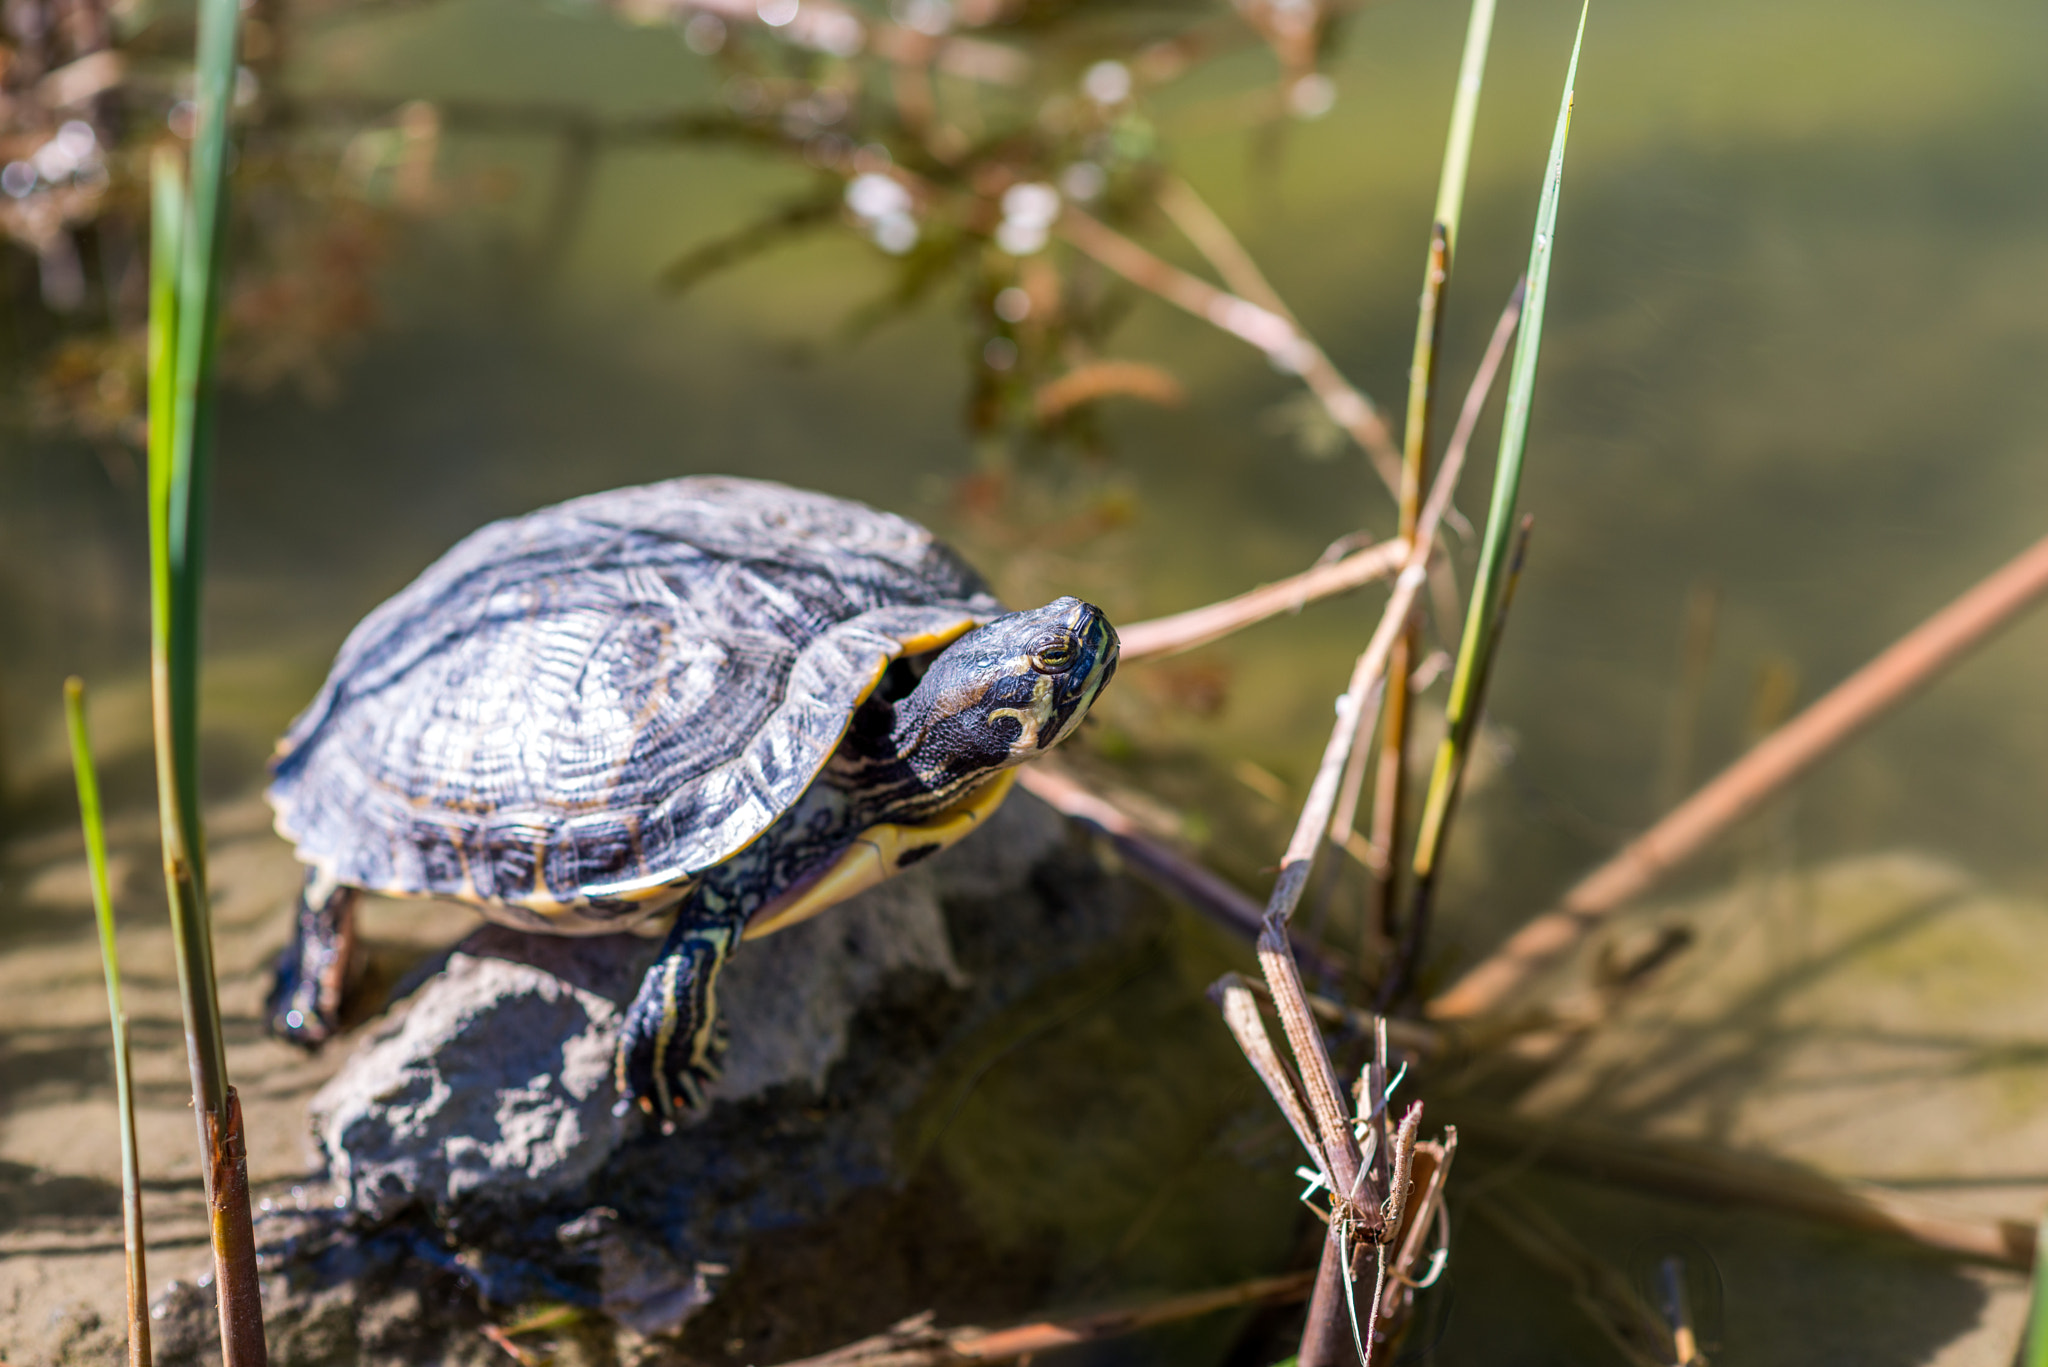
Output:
[{"xmin": 895, "ymin": 596, "xmax": 1118, "ymax": 795}]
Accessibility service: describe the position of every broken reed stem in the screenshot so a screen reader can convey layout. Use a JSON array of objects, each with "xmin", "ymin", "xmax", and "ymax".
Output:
[
  {"xmin": 1429, "ymin": 525, "xmax": 2048, "ymax": 1023},
  {"xmin": 1219, "ymin": 977, "xmax": 1331, "ymax": 1189},
  {"xmin": 63, "ymin": 679, "xmax": 150, "ymax": 1367},
  {"xmin": 1243, "ymin": 289, "xmax": 1503, "ymax": 1359},
  {"xmin": 1381, "ymin": 1131, "xmax": 1457, "ymax": 1325},
  {"xmin": 1115, "ymin": 537, "xmax": 1408, "ymax": 661},
  {"xmin": 150, "ymin": 0, "xmax": 266, "ymax": 1346},
  {"xmin": 1381, "ymin": 513, "xmax": 1533, "ymax": 1010},
  {"xmin": 1056, "ymin": 205, "xmax": 1404, "ymax": 495}
]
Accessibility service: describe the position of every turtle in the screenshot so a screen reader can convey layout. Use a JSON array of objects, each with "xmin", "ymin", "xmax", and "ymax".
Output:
[{"xmin": 264, "ymin": 475, "xmax": 1118, "ymax": 1119}]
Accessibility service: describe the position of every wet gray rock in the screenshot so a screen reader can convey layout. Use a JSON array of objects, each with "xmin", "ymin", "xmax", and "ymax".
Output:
[
  {"xmin": 232, "ymin": 791, "xmax": 1131, "ymax": 1365},
  {"xmin": 310, "ymin": 843, "xmax": 977, "ymax": 1223}
]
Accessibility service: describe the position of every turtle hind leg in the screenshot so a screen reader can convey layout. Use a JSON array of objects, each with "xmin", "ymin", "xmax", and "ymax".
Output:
[
  {"xmin": 267, "ymin": 871, "xmax": 359, "ymax": 1048},
  {"xmin": 615, "ymin": 913, "xmax": 740, "ymax": 1122}
]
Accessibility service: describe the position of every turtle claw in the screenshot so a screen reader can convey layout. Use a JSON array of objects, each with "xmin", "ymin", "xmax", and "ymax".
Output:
[
  {"xmin": 266, "ymin": 875, "xmax": 357, "ymax": 1050},
  {"xmin": 616, "ymin": 919, "xmax": 736, "ymax": 1122},
  {"xmin": 267, "ymin": 939, "xmax": 342, "ymax": 1048}
]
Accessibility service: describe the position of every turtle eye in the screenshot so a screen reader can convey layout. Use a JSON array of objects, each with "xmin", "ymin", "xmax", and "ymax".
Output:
[{"xmin": 1032, "ymin": 638, "xmax": 1076, "ymax": 672}]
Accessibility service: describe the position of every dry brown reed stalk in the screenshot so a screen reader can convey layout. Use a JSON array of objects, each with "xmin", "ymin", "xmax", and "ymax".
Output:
[
  {"xmin": 770, "ymin": 1270, "xmax": 1317, "ymax": 1365},
  {"xmin": 1113, "ymin": 538, "xmax": 1409, "ymax": 660},
  {"xmin": 1429, "ymin": 527, "xmax": 2048, "ymax": 1024},
  {"xmin": 1208, "ymin": 378, "xmax": 1486, "ymax": 1359},
  {"xmin": 1014, "ymin": 763, "xmax": 1345, "ymax": 977},
  {"xmin": 1451, "ymin": 1106, "xmax": 2036, "ymax": 1268},
  {"xmin": 1378, "ymin": 1128, "xmax": 1457, "ymax": 1330},
  {"xmin": 1054, "ymin": 205, "xmax": 1403, "ymax": 492}
]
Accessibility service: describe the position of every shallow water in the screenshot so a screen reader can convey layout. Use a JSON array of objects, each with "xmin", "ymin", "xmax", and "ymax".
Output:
[{"xmin": 5, "ymin": 0, "xmax": 2048, "ymax": 1357}]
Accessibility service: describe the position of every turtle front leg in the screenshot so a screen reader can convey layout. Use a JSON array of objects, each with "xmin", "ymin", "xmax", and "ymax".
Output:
[
  {"xmin": 267, "ymin": 870, "xmax": 359, "ymax": 1047},
  {"xmin": 616, "ymin": 909, "xmax": 740, "ymax": 1121}
]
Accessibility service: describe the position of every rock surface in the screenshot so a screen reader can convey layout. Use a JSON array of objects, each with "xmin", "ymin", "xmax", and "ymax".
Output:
[
  {"xmin": 309, "ymin": 864, "xmax": 967, "ymax": 1224},
  {"xmin": 210, "ymin": 788, "xmax": 1128, "ymax": 1359}
]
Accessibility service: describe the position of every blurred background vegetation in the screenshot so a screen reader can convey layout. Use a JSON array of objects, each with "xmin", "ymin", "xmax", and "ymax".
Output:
[
  {"xmin": 5, "ymin": 0, "xmax": 2048, "ymax": 1358},
  {"xmin": 8, "ymin": 0, "xmax": 2047, "ymax": 976}
]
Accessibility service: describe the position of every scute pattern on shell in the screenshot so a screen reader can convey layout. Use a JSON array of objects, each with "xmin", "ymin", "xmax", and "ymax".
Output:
[{"xmin": 267, "ymin": 477, "xmax": 1002, "ymax": 912}]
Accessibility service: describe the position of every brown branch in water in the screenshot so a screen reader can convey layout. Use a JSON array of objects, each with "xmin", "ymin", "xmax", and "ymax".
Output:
[
  {"xmin": 1056, "ymin": 205, "xmax": 1403, "ymax": 494},
  {"xmin": 1116, "ymin": 538, "xmax": 1409, "ymax": 661},
  {"xmin": 1014, "ymin": 764, "xmax": 1344, "ymax": 978},
  {"xmin": 771, "ymin": 1270, "xmax": 1316, "ymax": 1365},
  {"xmin": 1430, "ymin": 526, "xmax": 2048, "ymax": 1023}
]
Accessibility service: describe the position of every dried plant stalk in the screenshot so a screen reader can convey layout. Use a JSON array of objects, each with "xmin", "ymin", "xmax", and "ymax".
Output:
[{"xmin": 1116, "ymin": 539, "xmax": 1408, "ymax": 661}]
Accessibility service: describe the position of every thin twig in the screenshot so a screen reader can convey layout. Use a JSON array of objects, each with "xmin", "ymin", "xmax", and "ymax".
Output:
[
  {"xmin": 1116, "ymin": 538, "xmax": 1408, "ymax": 660},
  {"xmin": 1430, "ymin": 526, "xmax": 2048, "ymax": 1022},
  {"xmin": 1013, "ymin": 764, "xmax": 1344, "ymax": 977},
  {"xmin": 1218, "ymin": 976, "xmax": 1329, "ymax": 1190},
  {"xmin": 1056, "ymin": 205, "xmax": 1403, "ymax": 494},
  {"xmin": 1155, "ymin": 173, "xmax": 1294, "ymax": 319}
]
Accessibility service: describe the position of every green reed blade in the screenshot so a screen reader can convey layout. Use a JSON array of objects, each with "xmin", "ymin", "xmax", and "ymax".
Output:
[
  {"xmin": 1434, "ymin": 0, "xmax": 1496, "ymax": 253},
  {"xmin": 1408, "ymin": 3, "xmax": 1586, "ymax": 890},
  {"xmin": 2027, "ymin": 1213, "xmax": 2048, "ymax": 1367},
  {"xmin": 163, "ymin": 0, "xmax": 241, "ymax": 900},
  {"xmin": 1356, "ymin": 0, "xmax": 1500, "ymax": 952},
  {"xmin": 150, "ymin": 0, "xmax": 268, "ymax": 1353},
  {"xmin": 64, "ymin": 678, "xmax": 151, "ymax": 1367}
]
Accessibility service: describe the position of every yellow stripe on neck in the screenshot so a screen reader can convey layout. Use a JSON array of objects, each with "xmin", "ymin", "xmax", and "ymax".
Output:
[{"xmin": 743, "ymin": 769, "xmax": 1019, "ymax": 941}]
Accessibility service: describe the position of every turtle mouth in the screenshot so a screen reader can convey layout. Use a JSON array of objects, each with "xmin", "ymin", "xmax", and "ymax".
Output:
[{"xmin": 1040, "ymin": 605, "xmax": 1118, "ymax": 751}]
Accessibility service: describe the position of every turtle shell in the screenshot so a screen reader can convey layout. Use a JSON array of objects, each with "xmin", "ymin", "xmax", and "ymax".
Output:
[{"xmin": 267, "ymin": 476, "xmax": 1002, "ymax": 917}]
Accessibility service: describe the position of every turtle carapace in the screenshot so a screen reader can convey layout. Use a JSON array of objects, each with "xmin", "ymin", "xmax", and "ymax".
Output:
[{"xmin": 263, "ymin": 476, "xmax": 1119, "ymax": 1120}]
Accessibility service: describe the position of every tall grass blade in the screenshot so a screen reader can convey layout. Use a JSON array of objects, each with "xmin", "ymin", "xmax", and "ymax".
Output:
[
  {"xmin": 1353, "ymin": 0, "xmax": 1499, "ymax": 960},
  {"xmin": 1433, "ymin": 0, "xmax": 1496, "ymax": 252},
  {"xmin": 148, "ymin": 0, "xmax": 266, "ymax": 1351},
  {"xmin": 1390, "ymin": 3, "xmax": 1586, "ymax": 1004},
  {"xmin": 64, "ymin": 678, "xmax": 150, "ymax": 1367},
  {"xmin": 2026, "ymin": 1212, "xmax": 2048, "ymax": 1367}
]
